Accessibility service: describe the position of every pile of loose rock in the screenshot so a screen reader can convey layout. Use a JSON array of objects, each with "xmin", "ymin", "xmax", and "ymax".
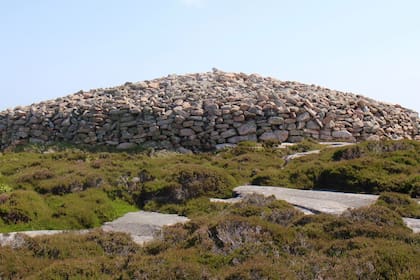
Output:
[{"xmin": 1, "ymin": 69, "xmax": 419, "ymax": 151}]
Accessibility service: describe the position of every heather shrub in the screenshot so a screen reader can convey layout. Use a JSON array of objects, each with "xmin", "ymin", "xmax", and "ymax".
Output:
[
  {"xmin": 156, "ymin": 164, "xmax": 236, "ymax": 203},
  {"xmin": 0, "ymin": 190, "xmax": 51, "ymax": 227},
  {"xmin": 327, "ymin": 205, "xmax": 411, "ymax": 239},
  {"xmin": 376, "ymin": 192, "xmax": 420, "ymax": 218},
  {"xmin": 0, "ymin": 183, "xmax": 12, "ymax": 194},
  {"xmin": 288, "ymin": 138, "xmax": 323, "ymax": 153}
]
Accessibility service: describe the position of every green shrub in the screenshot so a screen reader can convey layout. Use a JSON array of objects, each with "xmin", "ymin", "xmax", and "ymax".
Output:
[
  {"xmin": 31, "ymin": 258, "xmax": 117, "ymax": 280},
  {"xmin": 156, "ymin": 165, "xmax": 236, "ymax": 203},
  {"xmin": 288, "ymin": 138, "xmax": 323, "ymax": 153},
  {"xmin": 0, "ymin": 182, "xmax": 12, "ymax": 193},
  {"xmin": 408, "ymin": 175, "xmax": 420, "ymax": 197},
  {"xmin": 86, "ymin": 230, "xmax": 139, "ymax": 256},
  {"xmin": 230, "ymin": 194, "xmax": 303, "ymax": 226},
  {"xmin": 0, "ymin": 190, "xmax": 52, "ymax": 228},
  {"xmin": 332, "ymin": 146, "xmax": 363, "ymax": 161},
  {"xmin": 0, "ymin": 140, "xmax": 420, "ymax": 279},
  {"xmin": 47, "ymin": 189, "xmax": 121, "ymax": 229},
  {"xmin": 327, "ymin": 205, "xmax": 411, "ymax": 239},
  {"xmin": 222, "ymin": 257, "xmax": 295, "ymax": 280},
  {"xmin": 376, "ymin": 192, "xmax": 420, "ymax": 218}
]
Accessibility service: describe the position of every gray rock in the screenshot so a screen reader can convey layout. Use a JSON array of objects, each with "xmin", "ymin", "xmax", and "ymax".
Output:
[
  {"xmin": 259, "ymin": 130, "xmax": 289, "ymax": 142},
  {"xmin": 297, "ymin": 112, "xmax": 311, "ymax": 122},
  {"xmin": 116, "ymin": 142, "xmax": 137, "ymax": 150},
  {"xmin": 332, "ymin": 130, "xmax": 353, "ymax": 139},
  {"xmin": 237, "ymin": 121, "xmax": 257, "ymax": 135},
  {"xmin": 220, "ymin": 129, "xmax": 237, "ymax": 139},
  {"xmin": 177, "ymin": 147, "xmax": 193, "ymax": 154},
  {"xmin": 306, "ymin": 120, "xmax": 320, "ymax": 130},
  {"xmin": 179, "ymin": 128, "xmax": 195, "ymax": 137},
  {"xmin": 366, "ymin": 135, "xmax": 381, "ymax": 141},
  {"xmin": 268, "ymin": 116, "xmax": 284, "ymax": 125},
  {"xmin": 228, "ymin": 134, "xmax": 257, "ymax": 144},
  {"xmin": 215, "ymin": 143, "xmax": 236, "ymax": 150}
]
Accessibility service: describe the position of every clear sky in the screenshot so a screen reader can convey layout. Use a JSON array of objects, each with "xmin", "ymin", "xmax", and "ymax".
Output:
[{"xmin": 1, "ymin": 0, "xmax": 419, "ymax": 112}]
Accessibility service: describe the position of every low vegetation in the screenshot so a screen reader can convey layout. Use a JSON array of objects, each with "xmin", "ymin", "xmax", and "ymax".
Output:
[
  {"xmin": 252, "ymin": 140, "xmax": 420, "ymax": 196},
  {"xmin": 0, "ymin": 140, "xmax": 419, "ymax": 278},
  {"xmin": 0, "ymin": 195, "xmax": 419, "ymax": 279}
]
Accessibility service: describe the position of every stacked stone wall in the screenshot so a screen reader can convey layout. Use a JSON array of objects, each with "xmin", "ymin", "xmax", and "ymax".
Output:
[{"xmin": 1, "ymin": 70, "xmax": 419, "ymax": 151}]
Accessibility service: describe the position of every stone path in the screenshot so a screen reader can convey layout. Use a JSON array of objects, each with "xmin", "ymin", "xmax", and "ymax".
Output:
[{"xmin": 0, "ymin": 211, "xmax": 189, "ymax": 247}]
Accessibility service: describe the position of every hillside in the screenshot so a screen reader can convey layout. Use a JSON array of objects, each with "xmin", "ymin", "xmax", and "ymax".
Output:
[
  {"xmin": 0, "ymin": 140, "xmax": 420, "ymax": 279},
  {"xmin": 1, "ymin": 69, "xmax": 419, "ymax": 152},
  {"xmin": 1, "ymin": 71, "xmax": 420, "ymax": 279}
]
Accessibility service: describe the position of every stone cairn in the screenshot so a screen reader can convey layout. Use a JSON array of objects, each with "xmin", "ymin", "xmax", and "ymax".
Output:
[{"xmin": 1, "ymin": 69, "xmax": 419, "ymax": 152}]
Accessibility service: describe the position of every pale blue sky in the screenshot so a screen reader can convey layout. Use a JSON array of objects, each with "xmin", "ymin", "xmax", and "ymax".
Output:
[{"xmin": 1, "ymin": 0, "xmax": 419, "ymax": 112}]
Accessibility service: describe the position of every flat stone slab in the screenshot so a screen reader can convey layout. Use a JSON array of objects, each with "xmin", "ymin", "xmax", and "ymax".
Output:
[
  {"xmin": 403, "ymin": 218, "xmax": 420, "ymax": 233},
  {"xmin": 233, "ymin": 185, "xmax": 379, "ymax": 215},
  {"xmin": 0, "ymin": 211, "xmax": 189, "ymax": 247},
  {"xmin": 284, "ymin": 150, "xmax": 321, "ymax": 162},
  {"xmin": 319, "ymin": 142, "xmax": 355, "ymax": 148},
  {"xmin": 101, "ymin": 211, "xmax": 190, "ymax": 245},
  {"xmin": 0, "ymin": 230, "xmax": 89, "ymax": 248}
]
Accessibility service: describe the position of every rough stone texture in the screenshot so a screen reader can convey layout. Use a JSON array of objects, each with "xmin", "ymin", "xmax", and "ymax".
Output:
[{"xmin": 1, "ymin": 69, "xmax": 419, "ymax": 151}]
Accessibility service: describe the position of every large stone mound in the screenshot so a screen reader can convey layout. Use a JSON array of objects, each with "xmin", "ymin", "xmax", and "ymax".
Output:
[{"xmin": 1, "ymin": 69, "xmax": 419, "ymax": 151}]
